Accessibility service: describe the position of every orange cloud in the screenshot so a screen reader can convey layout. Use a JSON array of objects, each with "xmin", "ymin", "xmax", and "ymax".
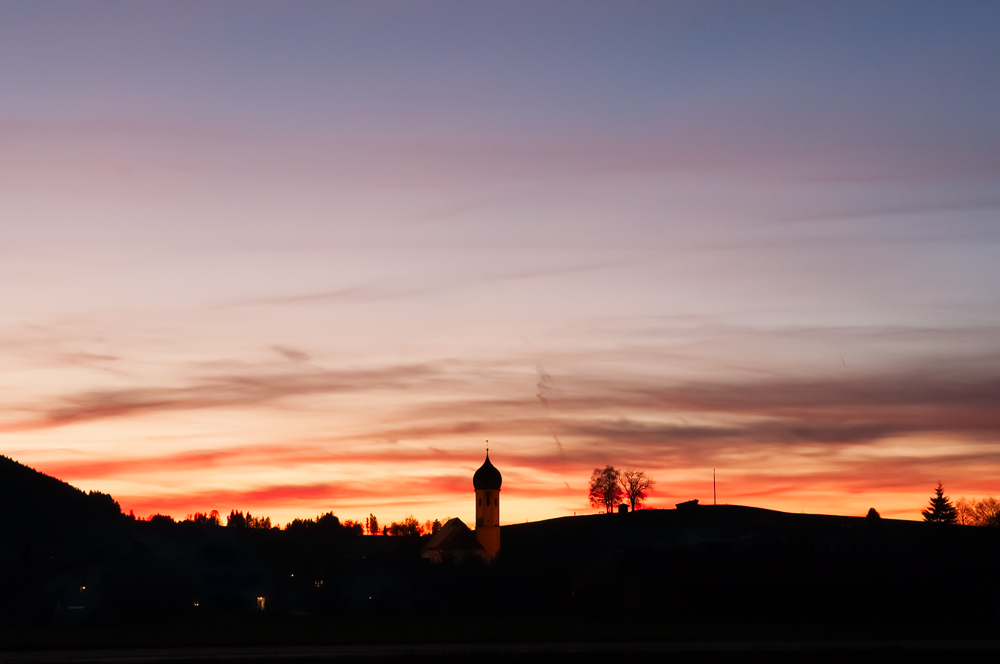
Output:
[{"xmin": 7, "ymin": 329, "xmax": 1000, "ymax": 524}]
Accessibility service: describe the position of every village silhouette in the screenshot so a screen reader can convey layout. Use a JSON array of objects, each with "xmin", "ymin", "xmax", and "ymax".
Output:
[{"xmin": 3, "ymin": 450, "xmax": 1000, "ymax": 662}]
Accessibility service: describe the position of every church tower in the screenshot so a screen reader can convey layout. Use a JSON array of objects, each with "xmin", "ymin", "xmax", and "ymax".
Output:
[{"xmin": 473, "ymin": 451, "xmax": 502, "ymax": 559}]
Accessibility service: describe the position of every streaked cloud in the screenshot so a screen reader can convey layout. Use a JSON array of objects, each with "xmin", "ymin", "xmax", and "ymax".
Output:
[
  {"xmin": 9, "ymin": 325, "xmax": 999, "ymax": 524},
  {"xmin": 0, "ymin": 363, "xmax": 444, "ymax": 432}
]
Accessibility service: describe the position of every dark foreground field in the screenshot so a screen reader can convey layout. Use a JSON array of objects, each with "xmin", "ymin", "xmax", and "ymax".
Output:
[
  {"xmin": 3, "ymin": 638, "xmax": 1000, "ymax": 664},
  {"xmin": 4, "ymin": 456, "xmax": 1000, "ymax": 660}
]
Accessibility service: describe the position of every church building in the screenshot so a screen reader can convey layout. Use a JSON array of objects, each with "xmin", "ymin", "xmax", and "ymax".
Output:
[
  {"xmin": 421, "ymin": 451, "xmax": 502, "ymax": 563},
  {"xmin": 473, "ymin": 451, "xmax": 502, "ymax": 558}
]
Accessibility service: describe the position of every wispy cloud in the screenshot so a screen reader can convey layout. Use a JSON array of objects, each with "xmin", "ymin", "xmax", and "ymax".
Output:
[
  {"xmin": 487, "ymin": 261, "xmax": 628, "ymax": 283},
  {"xmin": 271, "ymin": 345, "xmax": 311, "ymax": 363},
  {"xmin": 0, "ymin": 363, "xmax": 445, "ymax": 432},
  {"xmin": 19, "ymin": 355, "xmax": 1000, "ymax": 477},
  {"xmin": 218, "ymin": 283, "xmax": 451, "ymax": 309}
]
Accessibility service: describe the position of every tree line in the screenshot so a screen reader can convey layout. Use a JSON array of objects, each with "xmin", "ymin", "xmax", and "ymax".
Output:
[
  {"xmin": 922, "ymin": 482, "xmax": 1000, "ymax": 526},
  {"xmin": 129, "ymin": 509, "xmax": 446, "ymax": 536}
]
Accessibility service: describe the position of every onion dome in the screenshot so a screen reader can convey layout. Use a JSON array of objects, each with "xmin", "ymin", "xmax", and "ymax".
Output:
[{"xmin": 473, "ymin": 453, "xmax": 502, "ymax": 490}]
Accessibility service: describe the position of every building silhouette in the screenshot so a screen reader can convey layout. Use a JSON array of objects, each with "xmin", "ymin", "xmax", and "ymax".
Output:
[
  {"xmin": 473, "ymin": 451, "xmax": 502, "ymax": 558},
  {"xmin": 421, "ymin": 451, "xmax": 502, "ymax": 563}
]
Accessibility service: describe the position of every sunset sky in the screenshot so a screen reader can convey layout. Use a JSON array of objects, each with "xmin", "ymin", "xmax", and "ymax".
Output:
[{"xmin": 2, "ymin": 1, "xmax": 999, "ymax": 526}]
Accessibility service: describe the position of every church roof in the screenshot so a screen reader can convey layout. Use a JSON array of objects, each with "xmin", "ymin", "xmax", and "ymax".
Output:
[
  {"xmin": 422, "ymin": 518, "xmax": 483, "ymax": 553},
  {"xmin": 473, "ymin": 453, "xmax": 502, "ymax": 490}
]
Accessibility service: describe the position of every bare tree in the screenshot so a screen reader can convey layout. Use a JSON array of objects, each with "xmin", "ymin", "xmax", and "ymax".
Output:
[
  {"xmin": 589, "ymin": 466, "xmax": 622, "ymax": 513},
  {"xmin": 950, "ymin": 496, "xmax": 999, "ymax": 526},
  {"xmin": 955, "ymin": 497, "xmax": 976, "ymax": 525},
  {"xmin": 619, "ymin": 469, "xmax": 654, "ymax": 511},
  {"xmin": 973, "ymin": 496, "xmax": 1000, "ymax": 526}
]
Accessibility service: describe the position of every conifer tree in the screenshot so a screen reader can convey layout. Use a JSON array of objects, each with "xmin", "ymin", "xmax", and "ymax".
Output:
[{"xmin": 921, "ymin": 482, "xmax": 957, "ymax": 524}]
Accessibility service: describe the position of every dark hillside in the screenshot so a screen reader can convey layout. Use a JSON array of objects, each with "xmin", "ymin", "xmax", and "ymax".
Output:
[
  {"xmin": 503, "ymin": 505, "xmax": 938, "ymax": 553},
  {"xmin": 3, "ymin": 459, "xmax": 1000, "ymax": 646},
  {"xmin": 496, "ymin": 507, "xmax": 1000, "ymax": 627},
  {"xmin": 0, "ymin": 454, "xmax": 122, "ymax": 534},
  {"xmin": 1, "ymin": 457, "xmax": 128, "ymax": 621}
]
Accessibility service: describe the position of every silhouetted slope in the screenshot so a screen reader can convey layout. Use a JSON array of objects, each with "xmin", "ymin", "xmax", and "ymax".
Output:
[
  {"xmin": 0, "ymin": 456, "xmax": 129, "ymax": 624},
  {"xmin": 503, "ymin": 504, "xmax": 930, "ymax": 552},
  {"xmin": 0, "ymin": 455, "xmax": 121, "ymax": 534},
  {"xmin": 497, "ymin": 506, "xmax": 1000, "ymax": 626},
  {"xmin": 4, "ymin": 459, "xmax": 1000, "ymax": 637}
]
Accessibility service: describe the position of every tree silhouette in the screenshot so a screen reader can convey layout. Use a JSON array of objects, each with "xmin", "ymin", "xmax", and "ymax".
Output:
[
  {"xmin": 185, "ymin": 511, "xmax": 221, "ymax": 526},
  {"xmin": 245, "ymin": 512, "xmax": 271, "ymax": 529},
  {"xmin": 148, "ymin": 513, "xmax": 174, "ymax": 527},
  {"xmin": 973, "ymin": 496, "xmax": 1000, "ymax": 526},
  {"xmin": 227, "ymin": 510, "xmax": 247, "ymax": 528},
  {"xmin": 618, "ymin": 469, "xmax": 654, "ymax": 511},
  {"xmin": 87, "ymin": 490, "xmax": 122, "ymax": 516},
  {"xmin": 953, "ymin": 496, "xmax": 1000, "ymax": 526},
  {"xmin": 866, "ymin": 507, "xmax": 880, "ymax": 519},
  {"xmin": 954, "ymin": 497, "xmax": 975, "ymax": 525},
  {"xmin": 922, "ymin": 482, "xmax": 957, "ymax": 524},
  {"xmin": 387, "ymin": 515, "xmax": 421, "ymax": 536},
  {"xmin": 589, "ymin": 466, "xmax": 622, "ymax": 513},
  {"xmin": 285, "ymin": 512, "xmax": 362, "ymax": 535},
  {"xmin": 341, "ymin": 519, "xmax": 364, "ymax": 535},
  {"xmin": 314, "ymin": 512, "xmax": 340, "ymax": 531}
]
